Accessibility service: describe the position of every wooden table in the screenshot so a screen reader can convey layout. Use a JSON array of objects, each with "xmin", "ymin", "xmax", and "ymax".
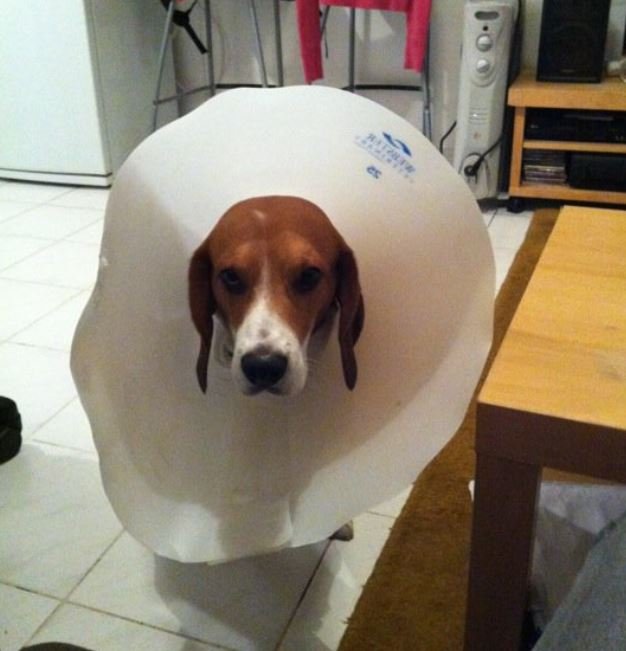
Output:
[{"xmin": 464, "ymin": 206, "xmax": 626, "ymax": 650}]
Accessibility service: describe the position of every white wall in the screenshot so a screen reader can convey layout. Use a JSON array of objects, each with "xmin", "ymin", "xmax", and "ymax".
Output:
[{"xmin": 521, "ymin": 0, "xmax": 543, "ymax": 70}]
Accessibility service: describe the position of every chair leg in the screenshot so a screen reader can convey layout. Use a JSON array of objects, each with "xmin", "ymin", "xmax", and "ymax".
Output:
[
  {"xmin": 348, "ymin": 8, "xmax": 356, "ymax": 92},
  {"xmin": 273, "ymin": 0, "xmax": 284, "ymax": 87},
  {"xmin": 421, "ymin": 31, "xmax": 432, "ymax": 140},
  {"xmin": 320, "ymin": 5, "xmax": 331, "ymax": 37},
  {"xmin": 204, "ymin": 0, "xmax": 216, "ymax": 97},
  {"xmin": 248, "ymin": 0, "xmax": 268, "ymax": 87},
  {"xmin": 153, "ymin": 0, "xmax": 177, "ymax": 132}
]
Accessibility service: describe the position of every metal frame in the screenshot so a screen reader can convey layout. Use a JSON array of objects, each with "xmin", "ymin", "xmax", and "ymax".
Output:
[
  {"xmin": 320, "ymin": 6, "xmax": 425, "ymax": 96},
  {"xmin": 153, "ymin": 0, "xmax": 283, "ymax": 131},
  {"xmin": 153, "ymin": 3, "xmax": 430, "ymax": 140}
]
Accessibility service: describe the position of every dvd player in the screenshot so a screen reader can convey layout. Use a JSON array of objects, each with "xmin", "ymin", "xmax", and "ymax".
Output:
[{"xmin": 525, "ymin": 108, "xmax": 626, "ymax": 143}]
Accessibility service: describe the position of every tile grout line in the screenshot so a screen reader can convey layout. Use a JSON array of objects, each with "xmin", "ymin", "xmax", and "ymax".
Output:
[
  {"xmin": 365, "ymin": 509, "xmax": 399, "ymax": 520},
  {"xmin": 58, "ymin": 524, "xmax": 240, "ymax": 651},
  {"xmin": 0, "ymin": 187, "xmax": 76, "ymax": 213},
  {"xmin": 0, "ymin": 202, "xmax": 48, "ymax": 226},
  {"xmin": 30, "ymin": 522, "xmax": 241, "ymax": 651},
  {"xmin": 0, "ymin": 205, "xmax": 100, "ymax": 318},
  {"xmin": 20, "ymin": 595, "xmax": 66, "ymax": 648},
  {"xmin": 0, "ymin": 237, "xmax": 60, "ymax": 273},
  {"xmin": 0, "ymin": 274, "xmax": 94, "ymax": 293},
  {"xmin": 5, "ymin": 339, "xmax": 78, "ymax": 356},
  {"xmin": 0, "ymin": 231, "xmax": 102, "ymax": 265},
  {"xmin": 3, "ymin": 286, "xmax": 87, "ymax": 345},
  {"xmin": 53, "ymin": 601, "xmax": 237, "ymax": 651},
  {"xmin": 21, "ymin": 528, "xmax": 125, "ymax": 649},
  {"xmin": 62, "ymin": 217, "xmax": 105, "ymax": 245},
  {"xmin": 273, "ymin": 539, "xmax": 333, "ymax": 651},
  {"xmin": 0, "ymin": 339, "xmax": 77, "ymax": 356},
  {"xmin": 0, "ymin": 208, "xmax": 103, "ymax": 271},
  {"xmin": 27, "ymin": 436, "xmax": 97, "ymax": 458},
  {"xmin": 64, "ymin": 528, "xmax": 125, "ymax": 602},
  {"xmin": 22, "ymin": 396, "xmax": 80, "ymax": 441},
  {"xmin": 486, "ymin": 206, "xmax": 498, "ymax": 227},
  {"xmin": 0, "ymin": 580, "xmax": 66, "ymax": 650},
  {"xmin": 21, "ymin": 583, "xmax": 234, "ymax": 650},
  {"xmin": 0, "ymin": 206, "xmax": 104, "ymax": 237},
  {"xmin": 0, "ymin": 578, "xmax": 62, "ymax": 602}
]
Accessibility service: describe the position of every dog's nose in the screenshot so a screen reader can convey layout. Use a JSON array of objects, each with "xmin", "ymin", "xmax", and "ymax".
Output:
[{"xmin": 241, "ymin": 351, "xmax": 288, "ymax": 389}]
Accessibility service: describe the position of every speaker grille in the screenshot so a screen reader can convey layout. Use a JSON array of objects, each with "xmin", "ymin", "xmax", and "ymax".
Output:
[{"xmin": 537, "ymin": 0, "xmax": 611, "ymax": 83}]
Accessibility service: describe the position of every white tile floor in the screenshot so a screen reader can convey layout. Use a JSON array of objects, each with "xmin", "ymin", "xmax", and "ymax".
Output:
[{"xmin": 0, "ymin": 178, "xmax": 534, "ymax": 651}]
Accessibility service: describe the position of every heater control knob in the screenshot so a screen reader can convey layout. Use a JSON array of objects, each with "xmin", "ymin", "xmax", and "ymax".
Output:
[
  {"xmin": 476, "ymin": 58, "xmax": 491, "ymax": 74},
  {"xmin": 476, "ymin": 34, "xmax": 493, "ymax": 51}
]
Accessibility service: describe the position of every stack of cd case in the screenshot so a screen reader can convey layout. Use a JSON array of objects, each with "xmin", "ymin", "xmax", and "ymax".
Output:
[{"xmin": 522, "ymin": 150, "xmax": 568, "ymax": 185}]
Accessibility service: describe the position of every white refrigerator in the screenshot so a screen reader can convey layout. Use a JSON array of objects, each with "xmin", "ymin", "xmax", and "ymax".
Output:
[{"xmin": 0, "ymin": 0, "xmax": 176, "ymax": 186}]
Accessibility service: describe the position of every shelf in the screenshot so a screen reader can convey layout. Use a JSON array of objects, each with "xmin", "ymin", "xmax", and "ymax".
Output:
[
  {"xmin": 510, "ymin": 183, "xmax": 626, "ymax": 205},
  {"xmin": 523, "ymin": 140, "xmax": 626, "ymax": 154},
  {"xmin": 508, "ymin": 72, "xmax": 626, "ymax": 112},
  {"xmin": 508, "ymin": 72, "xmax": 626, "ymax": 206}
]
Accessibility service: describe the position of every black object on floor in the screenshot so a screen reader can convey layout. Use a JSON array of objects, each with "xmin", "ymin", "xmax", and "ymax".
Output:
[{"xmin": 0, "ymin": 396, "xmax": 22, "ymax": 464}]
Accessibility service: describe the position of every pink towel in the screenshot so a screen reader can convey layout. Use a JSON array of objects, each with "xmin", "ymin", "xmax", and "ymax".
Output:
[{"xmin": 296, "ymin": 0, "xmax": 432, "ymax": 83}]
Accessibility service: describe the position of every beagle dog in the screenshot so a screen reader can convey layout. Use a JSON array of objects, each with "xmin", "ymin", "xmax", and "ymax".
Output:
[{"xmin": 188, "ymin": 195, "xmax": 364, "ymax": 396}]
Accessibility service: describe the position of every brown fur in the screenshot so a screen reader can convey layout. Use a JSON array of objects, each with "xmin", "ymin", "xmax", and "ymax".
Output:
[{"xmin": 188, "ymin": 196, "xmax": 364, "ymax": 392}]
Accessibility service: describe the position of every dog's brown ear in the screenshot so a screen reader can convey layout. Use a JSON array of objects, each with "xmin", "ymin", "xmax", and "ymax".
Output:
[
  {"xmin": 336, "ymin": 247, "xmax": 364, "ymax": 390},
  {"xmin": 188, "ymin": 248, "xmax": 216, "ymax": 393}
]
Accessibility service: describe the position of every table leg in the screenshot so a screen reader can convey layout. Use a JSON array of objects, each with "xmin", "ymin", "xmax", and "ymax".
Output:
[{"xmin": 464, "ymin": 453, "xmax": 542, "ymax": 651}]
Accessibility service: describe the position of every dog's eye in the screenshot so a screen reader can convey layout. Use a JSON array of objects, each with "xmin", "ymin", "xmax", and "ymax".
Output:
[
  {"xmin": 218, "ymin": 268, "xmax": 246, "ymax": 295},
  {"xmin": 294, "ymin": 266, "xmax": 322, "ymax": 293}
]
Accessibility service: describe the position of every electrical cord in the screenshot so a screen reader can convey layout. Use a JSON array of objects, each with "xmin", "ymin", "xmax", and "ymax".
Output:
[
  {"xmin": 460, "ymin": 154, "xmax": 492, "ymax": 190},
  {"xmin": 463, "ymin": 135, "xmax": 502, "ymax": 178},
  {"xmin": 439, "ymin": 120, "xmax": 457, "ymax": 153}
]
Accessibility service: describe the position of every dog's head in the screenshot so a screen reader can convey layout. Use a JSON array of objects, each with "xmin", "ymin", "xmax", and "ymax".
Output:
[{"xmin": 188, "ymin": 196, "xmax": 364, "ymax": 396}]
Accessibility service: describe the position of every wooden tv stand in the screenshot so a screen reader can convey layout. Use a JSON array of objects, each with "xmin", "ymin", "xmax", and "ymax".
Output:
[{"xmin": 507, "ymin": 72, "xmax": 626, "ymax": 210}]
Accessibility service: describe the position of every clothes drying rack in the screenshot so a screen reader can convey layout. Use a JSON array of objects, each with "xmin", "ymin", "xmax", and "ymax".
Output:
[
  {"xmin": 153, "ymin": 0, "xmax": 282, "ymax": 131},
  {"xmin": 153, "ymin": 1, "xmax": 431, "ymax": 138}
]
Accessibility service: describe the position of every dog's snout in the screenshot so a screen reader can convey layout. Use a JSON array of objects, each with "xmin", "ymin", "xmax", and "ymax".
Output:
[{"xmin": 241, "ymin": 351, "xmax": 288, "ymax": 389}]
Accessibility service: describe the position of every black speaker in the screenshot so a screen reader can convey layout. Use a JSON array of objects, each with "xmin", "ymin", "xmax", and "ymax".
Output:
[
  {"xmin": 569, "ymin": 153, "xmax": 626, "ymax": 191},
  {"xmin": 537, "ymin": 0, "xmax": 611, "ymax": 83}
]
